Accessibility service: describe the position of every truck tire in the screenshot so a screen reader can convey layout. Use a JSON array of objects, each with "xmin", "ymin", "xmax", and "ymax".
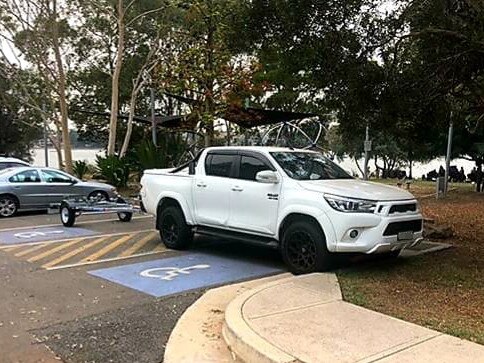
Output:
[
  {"xmin": 281, "ymin": 220, "xmax": 331, "ymax": 275},
  {"xmin": 158, "ymin": 206, "xmax": 193, "ymax": 250}
]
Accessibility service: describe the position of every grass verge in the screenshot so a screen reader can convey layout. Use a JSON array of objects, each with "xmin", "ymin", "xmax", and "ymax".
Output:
[{"xmin": 338, "ymin": 184, "xmax": 484, "ymax": 345}]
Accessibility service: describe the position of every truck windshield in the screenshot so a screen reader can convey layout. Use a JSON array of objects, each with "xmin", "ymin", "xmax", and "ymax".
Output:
[{"xmin": 270, "ymin": 152, "xmax": 353, "ymax": 180}]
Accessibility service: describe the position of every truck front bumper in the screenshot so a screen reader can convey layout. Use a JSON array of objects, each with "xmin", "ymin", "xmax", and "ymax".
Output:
[{"xmin": 325, "ymin": 205, "xmax": 424, "ymax": 254}]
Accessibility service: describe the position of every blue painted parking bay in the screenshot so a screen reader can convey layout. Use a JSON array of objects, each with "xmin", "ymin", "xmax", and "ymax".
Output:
[
  {"xmin": 89, "ymin": 252, "xmax": 284, "ymax": 297},
  {"xmin": 0, "ymin": 226, "xmax": 96, "ymax": 245}
]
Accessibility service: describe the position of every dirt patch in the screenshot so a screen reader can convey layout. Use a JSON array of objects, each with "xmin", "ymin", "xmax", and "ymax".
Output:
[{"xmin": 338, "ymin": 187, "xmax": 484, "ymax": 345}]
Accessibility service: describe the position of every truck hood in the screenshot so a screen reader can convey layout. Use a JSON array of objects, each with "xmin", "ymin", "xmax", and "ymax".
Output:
[{"xmin": 298, "ymin": 179, "xmax": 415, "ymax": 201}]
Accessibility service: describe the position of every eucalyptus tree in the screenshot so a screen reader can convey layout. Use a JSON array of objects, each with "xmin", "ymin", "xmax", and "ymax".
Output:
[
  {"xmin": 229, "ymin": 0, "xmax": 389, "ymax": 111},
  {"xmin": 0, "ymin": 61, "xmax": 42, "ymax": 159},
  {"xmin": 72, "ymin": 0, "xmax": 170, "ymax": 156},
  {"xmin": 154, "ymin": 0, "xmax": 265, "ymax": 147},
  {"xmin": 0, "ymin": 0, "xmax": 75, "ymax": 171},
  {"xmin": 231, "ymin": 0, "xmax": 454, "ymax": 176},
  {"xmin": 396, "ymin": 0, "xmax": 484, "ymax": 189}
]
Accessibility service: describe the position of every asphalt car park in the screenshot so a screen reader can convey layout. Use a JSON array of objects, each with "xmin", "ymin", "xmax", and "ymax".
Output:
[{"xmin": 0, "ymin": 211, "xmax": 285, "ymax": 362}]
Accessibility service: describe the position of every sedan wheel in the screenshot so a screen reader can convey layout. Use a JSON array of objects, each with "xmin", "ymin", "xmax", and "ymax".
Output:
[
  {"xmin": 88, "ymin": 191, "xmax": 109, "ymax": 202},
  {"xmin": 0, "ymin": 196, "xmax": 18, "ymax": 217}
]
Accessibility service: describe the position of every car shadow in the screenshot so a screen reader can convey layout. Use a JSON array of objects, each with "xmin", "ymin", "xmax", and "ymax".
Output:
[
  {"xmin": 14, "ymin": 209, "xmax": 50, "ymax": 217},
  {"xmin": 185, "ymin": 234, "xmax": 409, "ymax": 274},
  {"xmin": 334, "ymin": 252, "xmax": 410, "ymax": 273},
  {"xmin": 190, "ymin": 235, "xmax": 286, "ymax": 270}
]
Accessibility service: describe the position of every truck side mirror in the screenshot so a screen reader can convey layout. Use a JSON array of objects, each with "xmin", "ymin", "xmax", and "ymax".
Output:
[
  {"xmin": 189, "ymin": 161, "xmax": 195, "ymax": 175},
  {"xmin": 256, "ymin": 170, "xmax": 280, "ymax": 184}
]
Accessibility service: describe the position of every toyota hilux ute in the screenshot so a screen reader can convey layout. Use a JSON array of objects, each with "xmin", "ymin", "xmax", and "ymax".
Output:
[{"xmin": 140, "ymin": 146, "xmax": 423, "ymax": 274}]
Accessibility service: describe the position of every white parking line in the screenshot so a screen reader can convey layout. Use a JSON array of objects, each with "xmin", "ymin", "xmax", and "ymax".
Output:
[
  {"xmin": 0, "ymin": 229, "xmax": 156, "ymax": 250},
  {"xmin": 46, "ymin": 250, "xmax": 168, "ymax": 271},
  {"xmin": 0, "ymin": 215, "xmax": 153, "ymax": 232}
]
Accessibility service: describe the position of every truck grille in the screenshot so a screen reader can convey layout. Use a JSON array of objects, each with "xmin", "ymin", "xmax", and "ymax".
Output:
[
  {"xmin": 383, "ymin": 219, "xmax": 423, "ymax": 236},
  {"xmin": 389, "ymin": 203, "xmax": 417, "ymax": 214}
]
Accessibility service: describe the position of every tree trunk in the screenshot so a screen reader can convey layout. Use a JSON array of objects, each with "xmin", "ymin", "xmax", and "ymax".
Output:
[
  {"xmin": 409, "ymin": 159, "xmax": 413, "ymax": 179},
  {"xmin": 51, "ymin": 0, "xmax": 73, "ymax": 173},
  {"xmin": 204, "ymin": 1, "xmax": 215, "ymax": 148},
  {"xmin": 226, "ymin": 121, "xmax": 231, "ymax": 146},
  {"xmin": 204, "ymin": 121, "xmax": 214, "ymax": 147},
  {"xmin": 49, "ymin": 132, "xmax": 63, "ymax": 169},
  {"xmin": 119, "ymin": 90, "xmax": 137, "ymax": 157},
  {"xmin": 107, "ymin": 0, "xmax": 125, "ymax": 156},
  {"xmin": 355, "ymin": 157, "xmax": 364, "ymax": 177}
]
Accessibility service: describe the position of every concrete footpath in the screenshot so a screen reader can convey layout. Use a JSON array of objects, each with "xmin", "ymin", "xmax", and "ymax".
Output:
[{"xmin": 222, "ymin": 273, "xmax": 484, "ymax": 363}]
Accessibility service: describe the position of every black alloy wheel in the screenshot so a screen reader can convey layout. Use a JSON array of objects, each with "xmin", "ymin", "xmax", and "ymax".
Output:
[
  {"xmin": 286, "ymin": 230, "xmax": 318, "ymax": 271},
  {"xmin": 281, "ymin": 220, "xmax": 331, "ymax": 274},
  {"xmin": 158, "ymin": 206, "xmax": 193, "ymax": 250},
  {"xmin": 162, "ymin": 214, "xmax": 179, "ymax": 245}
]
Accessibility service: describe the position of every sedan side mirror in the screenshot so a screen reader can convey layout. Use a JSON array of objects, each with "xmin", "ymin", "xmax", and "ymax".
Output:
[{"xmin": 256, "ymin": 170, "xmax": 280, "ymax": 184}]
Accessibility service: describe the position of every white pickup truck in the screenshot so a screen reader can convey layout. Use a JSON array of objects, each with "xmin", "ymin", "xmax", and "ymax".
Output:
[{"xmin": 140, "ymin": 146, "xmax": 423, "ymax": 274}]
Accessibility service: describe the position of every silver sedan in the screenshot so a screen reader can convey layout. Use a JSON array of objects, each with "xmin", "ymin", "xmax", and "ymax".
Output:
[{"xmin": 0, "ymin": 167, "xmax": 118, "ymax": 217}]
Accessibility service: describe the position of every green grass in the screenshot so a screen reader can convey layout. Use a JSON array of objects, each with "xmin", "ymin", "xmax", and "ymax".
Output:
[{"xmin": 337, "ymin": 252, "xmax": 484, "ymax": 345}]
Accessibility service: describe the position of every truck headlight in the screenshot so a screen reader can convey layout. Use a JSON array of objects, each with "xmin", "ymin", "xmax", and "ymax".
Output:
[{"xmin": 324, "ymin": 194, "xmax": 377, "ymax": 213}]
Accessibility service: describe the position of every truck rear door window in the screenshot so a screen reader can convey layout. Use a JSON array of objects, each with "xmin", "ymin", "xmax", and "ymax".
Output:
[{"xmin": 206, "ymin": 154, "xmax": 234, "ymax": 177}]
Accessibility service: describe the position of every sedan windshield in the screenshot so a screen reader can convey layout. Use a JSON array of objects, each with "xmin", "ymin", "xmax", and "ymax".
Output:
[{"xmin": 270, "ymin": 152, "xmax": 352, "ymax": 180}]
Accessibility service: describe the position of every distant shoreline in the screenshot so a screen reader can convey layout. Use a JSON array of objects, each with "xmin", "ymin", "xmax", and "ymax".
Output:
[
  {"xmin": 31, "ymin": 147, "xmax": 476, "ymax": 177},
  {"xmin": 32, "ymin": 148, "xmax": 104, "ymax": 168}
]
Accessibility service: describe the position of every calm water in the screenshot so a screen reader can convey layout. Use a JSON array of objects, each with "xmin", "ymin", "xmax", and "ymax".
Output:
[
  {"xmin": 337, "ymin": 156, "xmax": 475, "ymax": 178},
  {"xmin": 32, "ymin": 148, "xmax": 104, "ymax": 169},
  {"xmin": 32, "ymin": 148, "xmax": 476, "ymax": 177}
]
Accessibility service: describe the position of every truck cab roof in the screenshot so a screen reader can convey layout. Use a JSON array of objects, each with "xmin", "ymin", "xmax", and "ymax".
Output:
[{"xmin": 203, "ymin": 146, "xmax": 316, "ymax": 154}]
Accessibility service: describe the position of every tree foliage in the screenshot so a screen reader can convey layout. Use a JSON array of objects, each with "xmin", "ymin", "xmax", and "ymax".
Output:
[
  {"xmin": 2, "ymin": 0, "xmax": 484, "ymax": 187},
  {"xmin": 0, "ymin": 62, "xmax": 42, "ymax": 159}
]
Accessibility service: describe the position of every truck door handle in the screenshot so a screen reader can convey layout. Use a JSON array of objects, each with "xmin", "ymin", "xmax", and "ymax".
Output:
[
  {"xmin": 196, "ymin": 182, "xmax": 207, "ymax": 188},
  {"xmin": 231, "ymin": 186, "xmax": 243, "ymax": 192}
]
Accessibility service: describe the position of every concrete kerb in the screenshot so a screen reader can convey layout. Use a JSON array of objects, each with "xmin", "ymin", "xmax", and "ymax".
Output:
[
  {"xmin": 222, "ymin": 272, "xmax": 484, "ymax": 363},
  {"xmin": 223, "ymin": 273, "xmax": 342, "ymax": 363},
  {"xmin": 222, "ymin": 278, "xmax": 299, "ymax": 363},
  {"xmin": 164, "ymin": 273, "xmax": 292, "ymax": 363}
]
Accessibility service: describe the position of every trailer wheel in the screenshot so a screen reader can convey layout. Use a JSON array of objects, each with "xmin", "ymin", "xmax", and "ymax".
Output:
[
  {"xmin": 118, "ymin": 212, "xmax": 133, "ymax": 222},
  {"xmin": 60, "ymin": 203, "xmax": 76, "ymax": 227}
]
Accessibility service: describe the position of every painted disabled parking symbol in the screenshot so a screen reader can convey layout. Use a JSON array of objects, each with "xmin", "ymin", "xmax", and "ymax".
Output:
[
  {"xmin": 140, "ymin": 264, "xmax": 210, "ymax": 281},
  {"xmin": 0, "ymin": 227, "xmax": 96, "ymax": 245},
  {"xmin": 89, "ymin": 253, "xmax": 283, "ymax": 297},
  {"xmin": 14, "ymin": 230, "xmax": 64, "ymax": 239}
]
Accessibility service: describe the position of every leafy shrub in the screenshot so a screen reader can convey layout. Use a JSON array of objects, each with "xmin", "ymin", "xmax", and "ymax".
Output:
[
  {"xmin": 72, "ymin": 160, "xmax": 90, "ymax": 180},
  {"xmin": 94, "ymin": 155, "xmax": 130, "ymax": 187},
  {"xmin": 131, "ymin": 137, "xmax": 186, "ymax": 179},
  {"xmin": 135, "ymin": 140, "xmax": 166, "ymax": 170}
]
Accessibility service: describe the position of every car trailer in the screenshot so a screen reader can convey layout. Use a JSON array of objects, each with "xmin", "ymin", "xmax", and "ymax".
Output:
[{"xmin": 57, "ymin": 197, "xmax": 142, "ymax": 227}]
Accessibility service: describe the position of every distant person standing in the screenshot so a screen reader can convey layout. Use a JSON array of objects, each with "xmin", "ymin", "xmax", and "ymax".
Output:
[
  {"xmin": 459, "ymin": 167, "xmax": 466, "ymax": 182},
  {"xmin": 438, "ymin": 165, "xmax": 445, "ymax": 177},
  {"xmin": 469, "ymin": 167, "xmax": 477, "ymax": 183}
]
